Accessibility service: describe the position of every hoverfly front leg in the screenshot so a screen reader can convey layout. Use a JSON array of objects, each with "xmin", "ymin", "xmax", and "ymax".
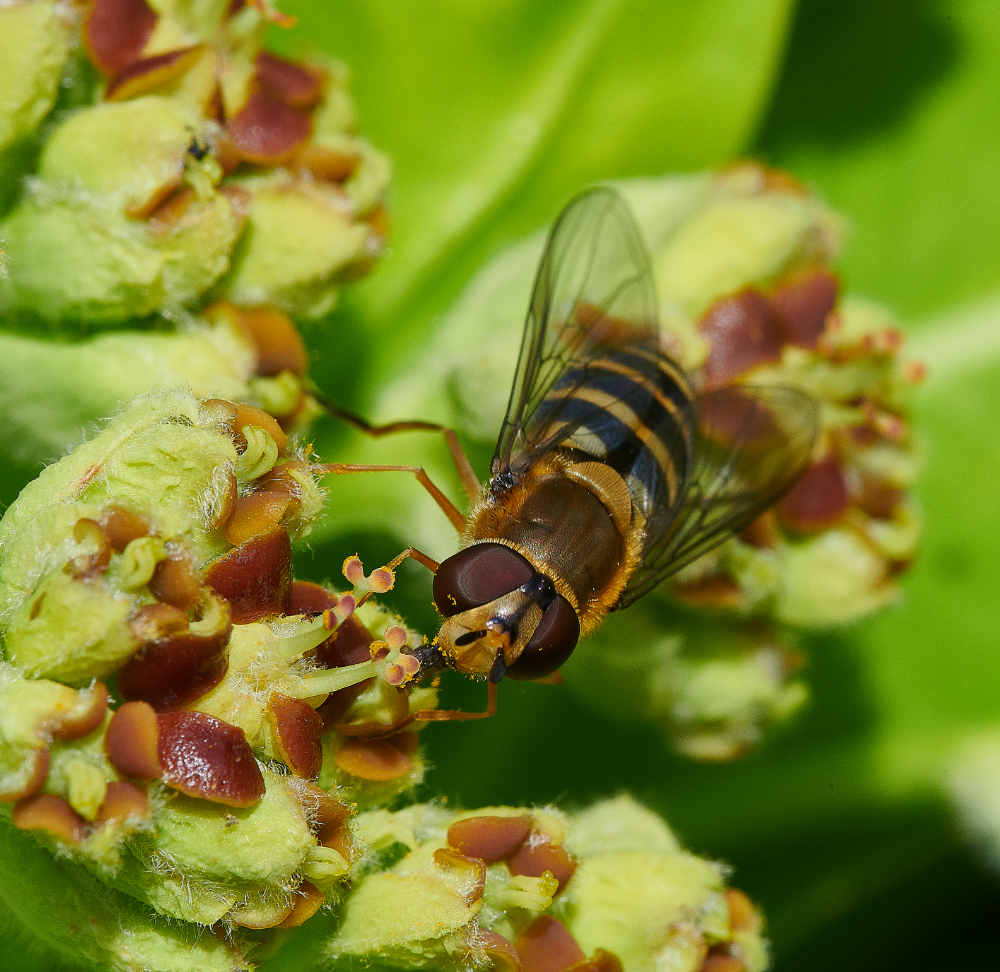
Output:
[
  {"xmin": 384, "ymin": 545, "xmax": 440, "ymax": 575},
  {"xmin": 411, "ymin": 679, "xmax": 498, "ymax": 723},
  {"xmin": 315, "ymin": 401, "xmax": 500, "ymax": 722}
]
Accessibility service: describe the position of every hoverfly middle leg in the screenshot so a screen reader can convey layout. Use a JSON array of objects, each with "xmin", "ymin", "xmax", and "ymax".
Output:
[
  {"xmin": 315, "ymin": 399, "xmax": 480, "ymax": 503},
  {"xmin": 314, "ymin": 461, "xmax": 467, "ymax": 532}
]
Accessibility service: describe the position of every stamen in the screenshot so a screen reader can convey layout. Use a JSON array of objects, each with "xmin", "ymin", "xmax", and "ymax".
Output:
[
  {"xmin": 341, "ymin": 555, "xmax": 397, "ymax": 607},
  {"xmin": 292, "ymin": 659, "xmax": 378, "ymax": 697},
  {"xmin": 272, "ymin": 615, "xmax": 333, "ymax": 659}
]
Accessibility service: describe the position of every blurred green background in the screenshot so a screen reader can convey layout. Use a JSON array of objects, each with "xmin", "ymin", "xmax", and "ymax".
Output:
[{"xmin": 4, "ymin": 0, "xmax": 1000, "ymax": 968}]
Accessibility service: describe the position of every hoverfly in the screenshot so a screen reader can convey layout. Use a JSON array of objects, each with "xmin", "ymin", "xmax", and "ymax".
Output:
[{"xmin": 321, "ymin": 187, "xmax": 818, "ymax": 718}]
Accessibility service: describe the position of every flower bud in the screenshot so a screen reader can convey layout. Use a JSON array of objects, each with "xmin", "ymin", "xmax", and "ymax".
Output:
[
  {"xmin": 211, "ymin": 170, "xmax": 381, "ymax": 319},
  {"xmin": 565, "ymin": 610, "xmax": 807, "ymax": 762},
  {"xmin": 327, "ymin": 796, "xmax": 768, "ymax": 971},
  {"xmin": 0, "ymin": 0, "xmax": 70, "ymax": 155}
]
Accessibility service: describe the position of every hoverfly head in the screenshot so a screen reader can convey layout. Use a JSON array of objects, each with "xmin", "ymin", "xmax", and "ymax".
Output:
[{"xmin": 433, "ymin": 543, "xmax": 580, "ymax": 682}]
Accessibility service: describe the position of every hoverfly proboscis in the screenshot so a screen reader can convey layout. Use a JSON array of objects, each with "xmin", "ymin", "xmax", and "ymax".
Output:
[{"xmin": 317, "ymin": 187, "xmax": 819, "ymax": 721}]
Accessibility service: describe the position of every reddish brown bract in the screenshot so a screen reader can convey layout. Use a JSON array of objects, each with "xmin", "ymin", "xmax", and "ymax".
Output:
[
  {"xmin": 0, "ymin": 748, "xmax": 50, "ymax": 802},
  {"xmin": 268, "ymin": 693, "xmax": 324, "ymax": 779},
  {"xmin": 334, "ymin": 738, "xmax": 414, "ymax": 781},
  {"xmin": 156, "ymin": 710, "xmax": 265, "ymax": 807},
  {"xmin": 277, "ymin": 881, "xmax": 325, "ymax": 928},
  {"xmin": 507, "ymin": 836, "xmax": 577, "ymax": 894},
  {"xmin": 149, "ymin": 554, "xmax": 203, "ymax": 611},
  {"xmin": 698, "ymin": 954, "xmax": 747, "ymax": 972},
  {"xmin": 117, "ymin": 623, "xmax": 231, "ymax": 711},
  {"xmin": 776, "ymin": 454, "xmax": 850, "ymax": 532},
  {"xmin": 432, "ymin": 848, "xmax": 487, "ymax": 904},
  {"xmin": 770, "ymin": 270, "xmax": 837, "ymax": 349},
  {"xmin": 49, "ymin": 682, "xmax": 110, "ymax": 741},
  {"xmin": 228, "ymin": 91, "xmax": 312, "ymax": 165},
  {"xmin": 105, "ymin": 701, "xmax": 162, "ymax": 779},
  {"xmin": 699, "ymin": 290, "xmax": 784, "ymax": 390},
  {"xmin": 225, "ymin": 492, "xmax": 296, "ymax": 545},
  {"xmin": 724, "ymin": 887, "xmax": 759, "ymax": 933},
  {"xmin": 514, "ymin": 916, "xmax": 586, "ymax": 972},
  {"xmin": 294, "ymin": 145, "xmax": 360, "ymax": 183},
  {"xmin": 254, "ymin": 51, "xmax": 324, "ymax": 110},
  {"xmin": 105, "ymin": 45, "xmax": 205, "ymax": 102},
  {"xmin": 478, "ymin": 931, "xmax": 523, "ymax": 972},
  {"xmin": 95, "ymin": 781, "xmax": 151, "ymax": 825},
  {"xmin": 446, "ymin": 814, "xmax": 533, "ymax": 864},
  {"xmin": 285, "ymin": 778, "xmax": 353, "ymax": 858},
  {"xmin": 12, "ymin": 794, "xmax": 86, "ymax": 844},
  {"xmin": 99, "ymin": 505, "xmax": 153, "ymax": 550},
  {"xmin": 236, "ymin": 305, "xmax": 309, "ymax": 376},
  {"xmin": 204, "ymin": 526, "xmax": 293, "ymax": 623},
  {"xmin": 83, "ymin": 0, "xmax": 158, "ymax": 75}
]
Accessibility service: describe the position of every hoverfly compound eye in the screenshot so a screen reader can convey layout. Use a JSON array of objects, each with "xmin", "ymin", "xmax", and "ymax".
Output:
[
  {"xmin": 505, "ymin": 595, "xmax": 580, "ymax": 681},
  {"xmin": 433, "ymin": 543, "xmax": 535, "ymax": 617}
]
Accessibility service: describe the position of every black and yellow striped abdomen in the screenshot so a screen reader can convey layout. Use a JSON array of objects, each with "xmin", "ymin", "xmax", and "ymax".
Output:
[{"xmin": 528, "ymin": 341, "xmax": 695, "ymax": 516}]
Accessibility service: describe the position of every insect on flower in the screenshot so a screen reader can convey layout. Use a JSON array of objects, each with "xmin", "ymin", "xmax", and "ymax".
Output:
[{"xmin": 317, "ymin": 187, "xmax": 818, "ymax": 720}]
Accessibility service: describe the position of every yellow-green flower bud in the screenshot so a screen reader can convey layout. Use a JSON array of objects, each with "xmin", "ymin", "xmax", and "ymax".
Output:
[
  {"xmin": 327, "ymin": 796, "xmax": 768, "ymax": 971},
  {"xmin": 213, "ymin": 172, "xmax": 382, "ymax": 319},
  {"xmin": 566, "ymin": 611, "xmax": 807, "ymax": 762},
  {"xmin": 0, "ymin": 1, "xmax": 70, "ymax": 155},
  {"xmin": 0, "ymin": 390, "xmax": 329, "ymax": 679}
]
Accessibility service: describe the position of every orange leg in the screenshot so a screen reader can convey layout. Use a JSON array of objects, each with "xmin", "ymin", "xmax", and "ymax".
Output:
[
  {"xmin": 411, "ymin": 680, "xmax": 497, "ymax": 723},
  {"xmin": 386, "ymin": 545, "xmax": 440, "ymax": 574},
  {"xmin": 314, "ymin": 462, "xmax": 467, "ymax": 533},
  {"xmin": 317, "ymin": 399, "xmax": 481, "ymax": 503}
]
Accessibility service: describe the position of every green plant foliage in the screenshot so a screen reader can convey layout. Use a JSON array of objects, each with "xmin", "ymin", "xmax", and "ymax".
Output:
[{"xmin": 4, "ymin": 0, "xmax": 1000, "ymax": 968}]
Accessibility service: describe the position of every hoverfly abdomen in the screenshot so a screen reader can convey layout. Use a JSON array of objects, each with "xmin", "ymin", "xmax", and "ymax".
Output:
[{"xmin": 529, "ymin": 341, "xmax": 695, "ymax": 518}]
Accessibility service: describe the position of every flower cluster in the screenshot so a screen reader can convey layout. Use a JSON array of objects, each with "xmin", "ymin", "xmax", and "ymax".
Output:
[
  {"xmin": 0, "ymin": 0, "xmax": 389, "ymax": 463},
  {"xmin": 652, "ymin": 165, "xmax": 922, "ymax": 631},
  {"xmin": 0, "ymin": 392, "xmax": 769, "ymax": 971}
]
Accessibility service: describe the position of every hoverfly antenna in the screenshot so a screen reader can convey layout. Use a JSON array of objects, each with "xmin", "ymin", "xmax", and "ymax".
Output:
[{"xmin": 453, "ymin": 629, "xmax": 489, "ymax": 647}]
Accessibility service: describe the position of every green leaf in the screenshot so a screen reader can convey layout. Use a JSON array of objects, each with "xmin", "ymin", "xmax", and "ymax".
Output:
[
  {"xmin": 276, "ymin": 0, "xmax": 795, "ymax": 345},
  {"xmin": 755, "ymin": 0, "xmax": 1000, "ymax": 322}
]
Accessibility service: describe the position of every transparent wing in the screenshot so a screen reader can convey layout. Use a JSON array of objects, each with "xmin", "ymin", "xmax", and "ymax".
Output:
[
  {"xmin": 491, "ymin": 186, "xmax": 660, "ymax": 478},
  {"xmin": 619, "ymin": 384, "xmax": 820, "ymax": 608}
]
